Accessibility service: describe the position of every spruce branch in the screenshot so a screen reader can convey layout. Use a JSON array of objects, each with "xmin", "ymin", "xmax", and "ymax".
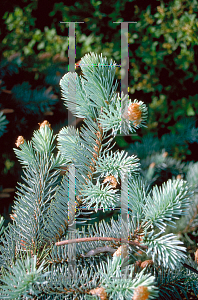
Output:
[
  {"xmin": 142, "ymin": 179, "xmax": 193, "ymax": 231},
  {"xmin": 94, "ymin": 149, "xmax": 140, "ymax": 182},
  {"xmin": 98, "ymin": 95, "xmax": 148, "ymax": 135},
  {"xmin": 80, "ymin": 178, "xmax": 120, "ymax": 211},
  {"xmin": 12, "ymin": 82, "xmax": 58, "ymax": 115},
  {"xmin": 0, "ymin": 254, "xmax": 49, "ymax": 299}
]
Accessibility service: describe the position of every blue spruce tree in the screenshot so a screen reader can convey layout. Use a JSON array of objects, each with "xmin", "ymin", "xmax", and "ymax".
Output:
[{"xmin": 0, "ymin": 52, "xmax": 197, "ymax": 299}]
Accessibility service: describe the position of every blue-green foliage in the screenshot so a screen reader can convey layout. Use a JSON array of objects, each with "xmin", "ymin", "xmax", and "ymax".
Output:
[
  {"xmin": 0, "ymin": 53, "xmax": 197, "ymax": 299},
  {"xmin": 0, "ymin": 112, "xmax": 9, "ymax": 138},
  {"xmin": 0, "ymin": 254, "xmax": 49, "ymax": 299},
  {"xmin": 12, "ymin": 82, "xmax": 58, "ymax": 115}
]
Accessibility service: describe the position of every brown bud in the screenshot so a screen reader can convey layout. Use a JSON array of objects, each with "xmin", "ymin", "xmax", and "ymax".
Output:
[
  {"xmin": 113, "ymin": 244, "xmax": 128, "ymax": 258},
  {"xmin": 89, "ymin": 287, "xmax": 107, "ymax": 300},
  {"xmin": 140, "ymin": 260, "xmax": 153, "ymax": 269},
  {"xmin": 103, "ymin": 175, "xmax": 118, "ymax": 188},
  {"xmin": 133, "ymin": 286, "xmax": 150, "ymax": 300},
  {"xmin": 127, "ymin": 103, "xmax": 142, "ymax": 127},
  {"xmin": 38, "ymin": 120, "xmax": 52, "ymax": 130},
  {"xmin": 15, "ymin": 136, "xmax": 25, "ymax": 147},
  {"xmin": 176, "ymin": 174, "xmax": 182, "ymax": 180}
]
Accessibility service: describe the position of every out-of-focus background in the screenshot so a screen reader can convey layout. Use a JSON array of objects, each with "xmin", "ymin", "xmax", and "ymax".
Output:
[{"xmin": 0, "ymin": 0, "xmax": 198, "ymax": 227}]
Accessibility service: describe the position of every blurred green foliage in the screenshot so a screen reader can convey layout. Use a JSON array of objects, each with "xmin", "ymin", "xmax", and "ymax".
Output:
[
  {"xmin": 2, "ymin": 5, "xmax": 68, "ymax": 57},
  {"xmin": 127, "ymin": 1, "xmax": 198, "ymax": 139},
  {"xmin": 0, "ymin": 111, "xmax": 9, "ymax": 138},
  {"xmin": 1, "ymin": 0, "xmax": 198, "ymax": 160}
]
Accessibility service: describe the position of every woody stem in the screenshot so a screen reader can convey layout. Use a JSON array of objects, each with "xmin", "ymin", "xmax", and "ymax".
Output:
[{"xmin": 55, "ymin": 236, "xmax": 148, "ymax": 249}]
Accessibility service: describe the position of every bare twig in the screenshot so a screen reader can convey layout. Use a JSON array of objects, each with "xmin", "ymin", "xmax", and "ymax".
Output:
[{"xmin": 55, "ymin": 236, "xmax": 148, "ymax": 249}]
